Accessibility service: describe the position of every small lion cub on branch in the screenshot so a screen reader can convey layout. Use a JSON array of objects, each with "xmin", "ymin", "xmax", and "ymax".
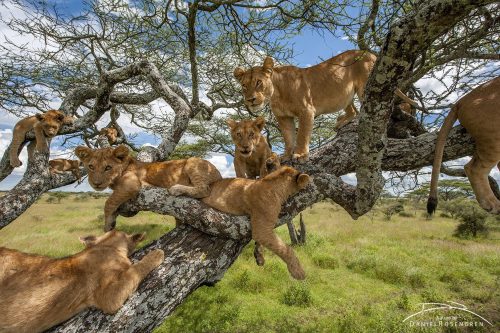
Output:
[
  {"xmin": 9, "ymin": 110, "xmax": 73, "ymax": 168},
  {"xmin": 0, "ymin": 230, "xmax": 164, "ymax": 333},
  {"xmin": 227, "ymin": 116, "xmax": 280, "ymax": 178},
  {"xmin": 49, "ymin": 159, "xmax": 83, "ymax": 182},
  {"xmin": 75, "ymin": 145, "xmax": 222, "ymax": 231},
  {"xmin": 201, "ymin": 166, "xmax": 310, "ymax": 280}
]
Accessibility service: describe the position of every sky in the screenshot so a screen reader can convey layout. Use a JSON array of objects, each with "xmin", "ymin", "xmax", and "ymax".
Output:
[{"xmin": 0, "ymin": 1, "xmax": 497, "ymax": 193}]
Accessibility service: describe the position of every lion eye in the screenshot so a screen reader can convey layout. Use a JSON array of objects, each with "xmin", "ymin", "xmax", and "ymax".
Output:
[
  {"xmin": 105, "ymin": 165, "xmax": 112, "ymax": 171},
  {"xmin": 256, "ymin": 80, "xmax": 262, "ymax": 87},
  {"xmin": 88, "ymin": 165, "xmax": 94, "ymax": 170},
  {"xmin": 237, "ymin": 132, "xmax": 242, "ymax": 138},
  {"xmin": 241, "ymin": 85, "xmax": 247, "ymax": 92},
  {"xmin": 249, "ymin": 132, "xmax": 254, "ymax": 138}
]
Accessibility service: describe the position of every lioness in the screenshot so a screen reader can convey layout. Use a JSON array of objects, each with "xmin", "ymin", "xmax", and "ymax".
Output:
[
  {"xmin": 75, "ymin": 145, "xmax": 222, "ymax": 231},
  {"xmin": 0, "ymin": 230, "xmax": 164, "ymax": 333},
  {"xmin": 99, "ymin": 127, "xmax": 119, "ymax": 145},
  {"xmin": 201, "ymin": 166, "xmax": 311, "ymax": 279},
  {"xmin": 227, "ymin": 116, "xmax": 280, "ymax": 178},
  {"xmin": 233, "ymin": 50, "xmax": 417, "ymax": 161},
  {"xmin": 49, "ymin": 158, "xmax": 83, "ymax": 182},
  {"xmin": 9, "ymin": 110, "xmax": 74, "ymax": 168},
  {"xmin": 428, "ymin": 76, "xmax": 500, "ymax": 215}
]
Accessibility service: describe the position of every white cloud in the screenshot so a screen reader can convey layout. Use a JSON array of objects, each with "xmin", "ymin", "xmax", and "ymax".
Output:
[{"xmin": 206, "ymin": 153, "xmax": 235, "ymax": 178}]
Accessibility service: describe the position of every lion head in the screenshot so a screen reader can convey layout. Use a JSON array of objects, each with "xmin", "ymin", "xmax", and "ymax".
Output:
[
  {"xmin": 263, "ymin": 166, "xmax": 310, "ymax": 194},
  {"xmin": 79, "ymin": 230, "xmax": 145, "ymax": 255},
  {"xmin": 75, "ymin": 145, "xmax": 130, "ymax": 191},
  {"xmin": 35, "ymin": 110, "xmax": 73, "ymax": 138},
  {"xmin": 99, "ymin": 127, "xmax": 119, "ymax": 144},
  {"xmin": 234, "ymin": 57, "xmax": 275, "ymax": 112},
  {"xmin": 227, "ymin": 116, "xmax": 266, "ymax": 157}
]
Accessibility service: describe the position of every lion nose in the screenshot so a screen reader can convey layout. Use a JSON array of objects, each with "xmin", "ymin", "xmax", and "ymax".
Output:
[
  {"xmin": 93, "ymin": 180, "xmax": 103, "ymax": 186},
  {"xmin": 242, "ymin": 145, "xmax": 250, "ymax": 150},
  {"xmin": 246, "ymin": 97, "xmax": 256, "ymax": 104}
]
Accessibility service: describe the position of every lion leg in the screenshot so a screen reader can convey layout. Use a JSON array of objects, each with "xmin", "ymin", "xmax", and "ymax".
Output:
[
  {"xmin": 169, "ymin": 159, "xmax": 221, "ymax": 198},
  {"xmin": 33, "ymin": 122, "xmax": 49, "ymax": 152},
  {"xmin": 251, "ymin": 215, "xmax": 305, "ymax": 280},
  {"xmin": 464, "ymin": 154, "xmax": 500, "ymax": 214},
  {"xmin": 104, "ymin": 184, "xmax": 140, "ymax": 231},
  {"xmin": 293, "ymin": 111, "xmax": 314, "ymax": 163},
  {"xmin": 9, "ymin": 125, "xmax": 27, "ymax": 168},
  {"xmin": 253, "ymin": 242, "xmax": 265, "ymax": 266},
  {"xmin": 335, "ymin": 103, "xmax": 358, "ymax": 130},
  {"xmin": 276, "ymin": 116, "xmax": 296, "ymax": 162},
  {"xmin": 95, "ymin": 249, "xmax": 164, "ymax": 314}
]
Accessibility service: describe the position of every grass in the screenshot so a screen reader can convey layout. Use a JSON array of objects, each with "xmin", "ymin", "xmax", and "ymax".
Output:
[{"xmin": 0, "ymin": 195, "xmax": 498, "ymax": 332}]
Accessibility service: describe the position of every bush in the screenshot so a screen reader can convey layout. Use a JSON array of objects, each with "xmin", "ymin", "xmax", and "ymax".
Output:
[
  {"xmin": 312, "ymin": 254, "xmax": 339, "ymax": 270},
  {"xmin": 382, "ymin": 202, "xmax": 404, "ymax": 220},
  {"xmin": 454, "ymin": 203, "xmax": 489, "ymax": 238},
  {"xmin": 281, "ymin": 284, "xmax": 312, "ymax": 307},
  {"xmin": 398, "ymin": 211, "xmax": 413, "ymax": 218},
  {"xmin": 47, "ymin": 192, "xmax": 70, "ymax": 203}
]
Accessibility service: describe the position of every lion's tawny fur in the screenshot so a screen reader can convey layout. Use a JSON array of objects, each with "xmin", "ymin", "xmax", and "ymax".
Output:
[
  {"xmin": 75, "ymin": 145, "xmax": 222, "ymax": 231},
  {"xmin": 234, "ymin": 50, "xmax": 416, "ymax": 161},
  {"xmin": 227, "ymin": 116, "xmax": 280, "ymax": 179},
  {"xmin": 9, "ymin": 110, "xmax": 74, "ymax": 168},
  {"xmin": 201, "ymin": 166, "xmax": 310, "ymax": 279},
  {"xmin": 0, "ymin": 230, "xmax": 164, "ymax": 333},
  {"xmin": 427, "ymin": 76, "xmax": 500, "ymax": 215},
  {"xmin": 49, "ymin": 159, "xmax": 83, "ymax": 182},
  {"xmin": 99, "ymin": 127, "xmax": 119, "ymax": 145}
]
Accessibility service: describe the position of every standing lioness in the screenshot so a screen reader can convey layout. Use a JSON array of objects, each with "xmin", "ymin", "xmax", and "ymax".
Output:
[
  {"xmin": 233, "ymin": 50, "xmax": 417, "ymax": 161},
  {"xmin": 75, "ymin": 145, "xmax": 222, "ymax": 231},
  {"xmin": 0, "ymin": 230, "xmax": 164, "ymax": 333}
]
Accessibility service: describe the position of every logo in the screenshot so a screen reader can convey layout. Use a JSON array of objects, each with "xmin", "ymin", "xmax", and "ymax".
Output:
[{"xmin": 403, "ymin": 301, "xmax": 493, "ymax": 328}]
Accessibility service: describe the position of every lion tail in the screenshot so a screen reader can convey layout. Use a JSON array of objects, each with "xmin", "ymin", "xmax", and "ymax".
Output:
[
  {"xmin": 427, "ymin": 107, "xmax": 458, "ymax": 215},
  {"xmin": 394, "ymin": 88, "xmax": 418, "ymax": 107}
]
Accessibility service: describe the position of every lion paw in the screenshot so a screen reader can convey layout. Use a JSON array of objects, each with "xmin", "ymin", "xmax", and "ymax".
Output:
[
  {"xmin": 10, "ymin": 159, "xmax": 22, "ymax": 168},
  {"xmin": 145, "ymin": 249, "xmax": 165, "ymax": 267},
  {"xmin": 168, "ymin": 185, "xmax": 185, "ymax": 196},
  {"xmin": 292, "ymin": 153, "xmax": 309, "ymax": 163},
  {"xmin": 288, "ymin": 264, "xmax": 306, "ymax": 280}
]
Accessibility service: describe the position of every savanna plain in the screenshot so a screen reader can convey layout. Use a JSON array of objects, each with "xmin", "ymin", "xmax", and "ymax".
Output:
[{"xmin": 0, "ymin": 192, "xmax": 498, "ymax": 333}]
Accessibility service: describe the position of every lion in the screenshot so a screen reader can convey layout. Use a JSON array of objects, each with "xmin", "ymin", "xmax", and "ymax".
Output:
[
  {"xmin": 227, "ymin": 116, "xmax": 281, "ymax": 179},
  {"xmin": 201, "ymin": 166, "xmax": 311, "ymax": 280},
  {"xmin": 427, "ymin": 76, "xmax": 500, "ymax": 215},
  {"xmin": 9, "ymin": 110, "xmax": 74, "ymax": 168},
  {"xmin": 49, "ymin": 159, "xmax": 83, "ymax": 182},
  {"xmin": 233, "ymin": 50, "xmax": 417, "ymax": 161},
  {"xmin": 0, "ymin": 230, "xmax": 163, "ymax": 333},
  {"xmin": 75, "ymin": 145, "xmax": 222, "ymax": 231},
  {"xmin": 99, "ymin": 127, "xmax": 119, "ymax": 145}
]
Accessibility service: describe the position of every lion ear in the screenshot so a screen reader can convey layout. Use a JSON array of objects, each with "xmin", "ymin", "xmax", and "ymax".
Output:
[
  {"xmin": 233, "ymin": 67, "xmax": 245, "ymax": 82},
  {"xmin": 254, "ymin": 116, "xmax": 266, "ymax": 131},
  {"xmin": 262, "ymin": 57, "xmax": 274, "ymax": 76},
  {"xmin": 79, "ymin": 235, "xmax": 97, "ymax": 247},
  {"xmin": 35, "ymin": 113, "xmax": 45, "ymax": 121},
  {"xmin": 62, "ymin": 115, "xmax": 75, "ymax": 125},
  {"xmin": 75, "ymin": 146, "xmax": 92, "ymax": 161},
  {"xmin": 226, "ymin": 119, "xmax": 237, "ymax": 129},
  {"xmin": 113, "ymin": 145, "xmax": 129, "ymax": 161},
  {"xmin": 130, "ymin": 232, "xmax": 146, "ymax": 244},
  {"xmin": 296, "ymin": 173, "xmax": 310, "ymax": 190}
]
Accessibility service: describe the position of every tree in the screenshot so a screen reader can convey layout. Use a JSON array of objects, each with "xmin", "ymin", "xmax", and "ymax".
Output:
[{"xmin": 0, "ymin": 0, "xmax": 498, "ymax": 331}]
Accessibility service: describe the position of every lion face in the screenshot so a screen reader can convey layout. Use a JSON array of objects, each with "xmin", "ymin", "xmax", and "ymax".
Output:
[
  {"xmin": 264, "ymin": 166, "xmax": 311, "ymax": 193},
  {"xmin": 35, "ymin": 110, "xmax": 71, "ymax": 138},
  {"xmin": 75, "ymin": 145, "xmax": 130, "ymax": 191},
  {"xmin": 234, "ymin": 57, "xmax": 275, "ymax": 112},
  {"xmin": 100, "ymin": 127, "xmax": 118, "ymax": 144},
  {"xmin": 227, "ymin": 117, "xmax": 266, "ymax": 157}
]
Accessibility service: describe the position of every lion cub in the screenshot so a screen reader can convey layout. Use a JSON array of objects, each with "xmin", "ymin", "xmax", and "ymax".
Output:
[
  {"xmin": 227, "ymin": 116, "xmax": 281, "ymax": 178},
  {"xmin": 75, "ymin": 145, "xmax": 222, "ymax": 231},
  {"xmin": 202, "ymin": 166, "xmax": 310, "ymax": 280},
  {"xmin": 9, "ymin": 110, "xmax": 74, "ymax": 168},
  {"xmin": 0, "ymin": 230, "xmax": 164, "ymax": 333},
  {"xmin": 99, "ymin": 127, "xmax": 119, "ymax": 145},
  {"xmin": 49, "ymin": 158, "xmax": 83, "ymax": 182}
]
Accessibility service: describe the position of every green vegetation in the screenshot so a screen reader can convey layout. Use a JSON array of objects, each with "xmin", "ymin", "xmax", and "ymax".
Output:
[{"xmin": 0, "ymin": 194, "xmax": 498, "ymax": 332}]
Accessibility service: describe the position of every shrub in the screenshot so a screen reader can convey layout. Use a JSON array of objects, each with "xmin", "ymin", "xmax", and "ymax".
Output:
[
  {"xmin": 281, "ymin": 284, "xmax": 312, "ymax": 307},
  {"xmin": 312, "ymin": 254, "xmax": 339, "ymax": 269},
  {"xmin": 382, "ymin": 202, "xmax": 404, "ymax": 220},
  {"xmin": 47, "ymin": 192, "xmax": 70, "ymax": 203},
  {"xmin": 398, "ymin": 211, "xmax": 413, "ymax": 218},
  {"xmin": 454, "ymin": 203, "xmax": 489, "ymax": 238}
]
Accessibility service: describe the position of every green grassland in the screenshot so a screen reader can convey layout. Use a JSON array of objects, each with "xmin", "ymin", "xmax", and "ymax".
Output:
[{"xmin": 0, "ymin": 193, "xmax": 498, "ymax": 333}]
